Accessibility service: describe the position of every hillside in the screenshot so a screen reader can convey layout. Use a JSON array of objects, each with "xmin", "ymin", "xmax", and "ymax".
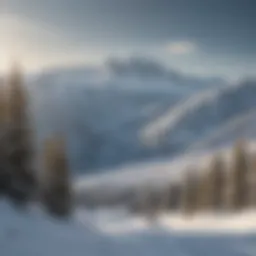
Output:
[
  {"xmin": 1, "ymin": 199, "xmax": 256, "ymax": 256},
  {"xmin": 142, "ymin": 80, "xmax": 256, "ymax": 155},
  {"xmin": 27, "ymin": 58, "xmax": 224, "ymax": 173},
  {"xmin": 25, "ymin": 60, "xmax": 256, "ymax": 176},
  {"xmin": 189, "ymin": 109, "xmax": 256, "ymax": 152}
]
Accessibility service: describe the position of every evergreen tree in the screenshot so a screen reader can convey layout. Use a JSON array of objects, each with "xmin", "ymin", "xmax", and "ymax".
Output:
[
  {"xmin": 165, "ymin": 183, "xmax": 182, "ymax": 211},
  {"xmin": 203, "ymin": 155, "xmax": 226, "ymax": 211},
  {"xmin": 196, "ymin": 171, "xmax": 210, "ymax": 211},
  {"xmin": 142, "ymin": 187, "xmax": 158, "ymax": 222},
  {"xmin": 247, "ymin": 152, "xmax": 256, "ymax": 207},
  {"xmin": 42, "ymin": 137, "xmax": 72, "ymax": 218},
  {"xmin": 228, "ymin": 141, "xmax": 248, "ymax": 211},
  {"xmin": 0, "ymin": 84, "xmax": 8, "ymax": 123},
  {"xmin": 0, "ymin": 85, "xmax": 10, "ymax": 195},
  {"xmin": 181, "ymin": 169, "xmax": 199, "ymax": 215},
  {"xmin": 5, "ymin": 67, "xmax": 35, "ymax": 205}
]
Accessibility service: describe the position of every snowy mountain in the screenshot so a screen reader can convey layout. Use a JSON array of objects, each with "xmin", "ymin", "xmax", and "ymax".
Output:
[
  {"xmin": 20, "ymin": 54, "xmax": 255, "ymax": 176},
  {"xmin": 28, "ymin": 57, "xmax": 226, "ymax": 173},
  {"xmin": 30, "ymin": 82, "xmax": 183, "ymax": 172}
]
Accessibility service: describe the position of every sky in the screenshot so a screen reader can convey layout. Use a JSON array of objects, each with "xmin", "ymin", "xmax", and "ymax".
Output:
[{"xmin": 0, "ymin": 0, "xmax": 256, "ymax": 80}]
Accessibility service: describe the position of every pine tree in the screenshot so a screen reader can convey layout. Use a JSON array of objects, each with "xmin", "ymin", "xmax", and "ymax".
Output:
[
  {"xmin": 0, "ymin": 85, "xmax": 10, "ymax": 195},
  {"xmin": 42, "ymin": 137, "xmax": 72, "ymax": 218},
  {"xmin": 247, "ymin": 152, "xmax": 256, "ymax": 207},
  {"xmin": 0, "ymin": 84, "xmax": 8, "ymax": 123},
  {"xmin": 204, "ymin": 155, "xmax": 226, "ymax": 211},
  {"xmin": 142, "ymin": 187, "xmax": 158, "ymax": 222},
  {"xmin": 228, "ymin": 141, "xmax": 248, "ymax": 211},
  {"xmin": 196, "ymin": 171, "xmax": 210, "ymax": 211},
  {"xmin": 4, "ymin": 67, "xmax": 36, "ymax": 205},
  {"xmin": 165, "ymin": 183, "xmax": 182, "ymax": 211},
  {"xmin": 181, "ymin": 169, "xmax": 199, "ymax": 216}
]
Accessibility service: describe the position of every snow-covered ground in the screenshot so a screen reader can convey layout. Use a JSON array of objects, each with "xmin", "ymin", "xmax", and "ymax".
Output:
[{"xmin": 2, "ymin": 200, "xmax": 256, "ymax": 256}]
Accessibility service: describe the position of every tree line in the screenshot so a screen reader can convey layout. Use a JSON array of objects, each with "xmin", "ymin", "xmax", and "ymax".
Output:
[
  {"xmin": 132, "ymin": 140, "xmax": 255, "ymax": 219},
  {"xmin": 0, "ymin": 67, "xmax": 72, "ymax": 218}
]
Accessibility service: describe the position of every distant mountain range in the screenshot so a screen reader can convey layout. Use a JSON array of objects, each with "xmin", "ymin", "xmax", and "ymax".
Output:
[{"xmin": 24, "ymin": 57, "xmax": 256, "ymax": 175}]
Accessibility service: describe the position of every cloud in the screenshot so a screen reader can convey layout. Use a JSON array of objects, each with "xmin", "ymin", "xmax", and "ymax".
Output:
[
  {"xmin": 166, "ymin": 41, "xmax": 197, "ymax": 55},
  {"xmin": 0, "ymin": 14, "xmax": 106, "ymax": 72}
]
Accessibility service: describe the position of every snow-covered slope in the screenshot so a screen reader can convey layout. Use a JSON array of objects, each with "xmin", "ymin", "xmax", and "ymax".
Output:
[
  {"xmin": 26, "ymin": 58, "xmax": 256, "ymax": 175},
  {"xmin": 2, "ymin": 199, "xmax": 256, "ymax": 256},
  {"xmin": 142, "ymin": 80, "xmax": 256, "ymax": 156},
  {"xmin": 0, "ymin": 200, "xmax": 105, "ymax": 256},
  {"xmin": 28, "ymin": 58, "xmax": 225, "ymax": 173},
  {"xmin": 189, "ymin": 109, "xmax": 256, "ymax": 152},
  {"xmin": 30, "ymin": 82, "xmax": 182, "ymax": 172}
]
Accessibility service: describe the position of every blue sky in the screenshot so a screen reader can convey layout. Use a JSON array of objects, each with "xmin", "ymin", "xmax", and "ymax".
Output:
[{"xmin": 1, "ymin": 0, "xmax": 255, "ymax": 80}]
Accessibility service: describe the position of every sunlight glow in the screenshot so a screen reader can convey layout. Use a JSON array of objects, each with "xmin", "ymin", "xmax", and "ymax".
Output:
[{"xmin": 0, "ymin": 14, "xmax": 105, "ymax": 73}]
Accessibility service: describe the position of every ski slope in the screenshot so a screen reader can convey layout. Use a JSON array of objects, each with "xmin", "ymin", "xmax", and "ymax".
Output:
[{"xmin": 1, "ymin": 200, "xmax": 256, "ymax": 256}]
